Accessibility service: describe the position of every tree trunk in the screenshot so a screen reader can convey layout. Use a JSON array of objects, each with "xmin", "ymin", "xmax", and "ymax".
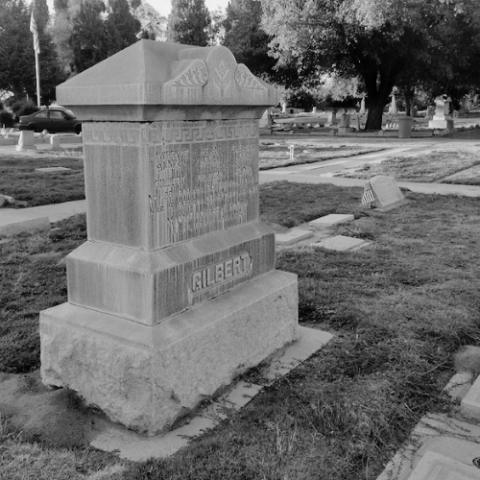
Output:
[
  {"xmin": 403, "ymin": 86, "xmax": 415, "ymax": 117},
  {"xmin": 365, "ymin": 100, "xmax": 385, "ymax": 131},
  {"xmin": 363, "ymin": 70, "xmax": 395, "ymax": 131}
]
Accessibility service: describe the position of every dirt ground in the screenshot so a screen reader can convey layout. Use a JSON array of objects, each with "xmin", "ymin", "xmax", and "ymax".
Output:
[{"xmin": 0, "ymin": 370, "xmax": 111, "ymax": 448}]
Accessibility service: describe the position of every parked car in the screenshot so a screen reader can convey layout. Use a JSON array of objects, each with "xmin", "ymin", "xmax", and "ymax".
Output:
[{"xmin": 19, "ymin": 106, "xmax": 82, "ymax": 134}]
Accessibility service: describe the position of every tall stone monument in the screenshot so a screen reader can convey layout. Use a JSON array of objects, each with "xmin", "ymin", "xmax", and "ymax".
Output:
[
  {"xmin": 39, "ymin": 40, "xmax": 299, "ymax": 434},
  {"xmin": 429, "ymin": 95, "xmax": 454, "ymax": 130}
]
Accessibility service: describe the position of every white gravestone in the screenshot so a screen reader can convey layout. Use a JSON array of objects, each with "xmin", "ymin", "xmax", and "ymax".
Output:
[
  {"xmin": 40, "ymin": 40, "xmax": 299, "ymax": 435},
  {"xmin": 429, "ymin": 95, "xmax": 454, "ymax": 130},
  {"xmin": 16, "ymin": 130, "xmax": 37, "ymax": 151},
  {"xmin": 363, "ymin": 176, "xmax": 405, "ymax": 210},
  {"xmin": 388, "ymin": 94, "xmax": 398, "ymax": 115}
]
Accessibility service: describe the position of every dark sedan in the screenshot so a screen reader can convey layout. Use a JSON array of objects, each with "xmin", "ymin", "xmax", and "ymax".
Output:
[{"xmin": 19, "ymin": 107, "xmax": 82, "ymax": 134}]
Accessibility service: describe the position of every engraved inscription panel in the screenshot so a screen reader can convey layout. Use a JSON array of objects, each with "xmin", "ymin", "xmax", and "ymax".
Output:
[
  {"xmin": 188, "ymin": 252, "xmax": 253, "ymax": 305},
  {"xmin": 147, "ymin": 120, "xmax": 259, "ymax": 249}
]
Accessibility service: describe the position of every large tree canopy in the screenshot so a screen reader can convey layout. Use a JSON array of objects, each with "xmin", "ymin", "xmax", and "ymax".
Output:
[
  {"xmin": 223, "ymin": 0, "xmax": 275, "ymax": 77},
  {"xmin": 260, "ymin": 0, "xmax": 480, "ymax": 129},
  {"xmin": 69, "ymin": 0, "xmax": 140, "ymax": 73},
  {"xmin": 167, "ymin": 0, "xmax": 211, "ymax": 46}
]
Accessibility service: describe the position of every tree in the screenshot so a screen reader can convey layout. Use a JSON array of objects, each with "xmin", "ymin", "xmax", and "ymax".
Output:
[
  {"xmin": 69, "ymin": 0, "xmax": 140, "ymax": 74},
  {"xmin": 260, "ymin": 0, "xmax": 480, "ymax": 130},
  {"xmin": 223, "ymin": 0, "xmax": 276, "ymax": 77},
  {"xmin": 0, "ymin": 0, "xmax": 65, "ymax": 103},
  {"xmin": 167, "ymin": 0, "xmax": 211, "ymax": 46},
  {"xmin": 69, "ymin": 0, "xmax": 108, "ymax": 73},
  {"xmin": 104, "ymin": 0, "xmax": 141, "ymax": 56}
]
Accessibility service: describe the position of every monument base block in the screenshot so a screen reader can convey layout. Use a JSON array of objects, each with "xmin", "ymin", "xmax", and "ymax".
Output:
[
  {"xmin": 40, "ymin": 270, "xmax": 298, "ymax": 435},
  {"xmin": 428, "ymin": 119, "xmax": 454, "ymax": 130}
]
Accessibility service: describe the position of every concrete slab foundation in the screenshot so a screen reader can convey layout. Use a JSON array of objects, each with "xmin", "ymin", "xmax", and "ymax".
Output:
[
  {"xmin": 309, "ymin": 214, "xmax": 354, "ymax": 230},
  {"xmin": 275, "ymin": 228, "xmax": 313, "ymax": 245},
  {"xmin": 311, "ymin": 235, "xmax": 370, "ymax": 251}
]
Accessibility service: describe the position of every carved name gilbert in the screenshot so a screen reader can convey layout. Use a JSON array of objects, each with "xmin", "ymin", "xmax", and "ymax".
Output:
[{"xmin": 190, "ymin": 252, "xmax": 252, "ymax": 296}]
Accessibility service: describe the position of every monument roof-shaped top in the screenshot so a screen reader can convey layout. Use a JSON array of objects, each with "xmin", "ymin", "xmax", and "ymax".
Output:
[{"xmin": 57, "ymin": 40, "xmax": 278, "ymax": 121}]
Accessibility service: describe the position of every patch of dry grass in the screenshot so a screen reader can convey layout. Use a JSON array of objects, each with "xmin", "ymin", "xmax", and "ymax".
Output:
[
  {"xmin": 259, "ymin": 144, "xmax": 385, "ymax": 170},
  {"xmin": 337, "ymin": 149, "xmax": 480, "ymax": 183},
  {"xmin": 0, "ymin": 430, "xmax": 126, "ymax": 480},
  {"xmin": 2, "ymin": 184, "xmax": 480, "ymax": 480},
  {"xmin": 0, "ymin": 155, "xmax": 85, "ymax": 207}
]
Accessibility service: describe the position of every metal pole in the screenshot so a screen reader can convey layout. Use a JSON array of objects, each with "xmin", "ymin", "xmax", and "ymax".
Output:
[{"xmin": 35, "ymin": 51, "xmax": 41, "ymax": 107}]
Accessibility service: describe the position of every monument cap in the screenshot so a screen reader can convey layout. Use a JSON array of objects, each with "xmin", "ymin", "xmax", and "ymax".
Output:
[{"xmin": 57, "ymin": 40, "xmax": 278, "ymax": 122}]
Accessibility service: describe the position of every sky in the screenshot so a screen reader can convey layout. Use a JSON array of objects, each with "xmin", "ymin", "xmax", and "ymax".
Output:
[{"xmin": 147, "ymin": 0, "xmax": 229, "ymax": 17}]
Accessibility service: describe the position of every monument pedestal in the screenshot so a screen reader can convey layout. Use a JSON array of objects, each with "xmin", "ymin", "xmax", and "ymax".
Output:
[
  {"xmin": 41, "ymin": 270, "xmax": 298, "ymax": 434},
  {"xmin": 429, "ymin": 116, "xmax": 454, "ymax": 130},
  {"xmin": 40, "ymin": 40, "xmax": 298, "ymax": 434}
]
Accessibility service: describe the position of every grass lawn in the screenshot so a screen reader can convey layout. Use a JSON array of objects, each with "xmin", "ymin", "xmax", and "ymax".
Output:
[
  {"xmin": 1, "ymin": 182, "xmax": 480, "ymax": 479},
  {"xmin": 0, "ymin": 155, "xmax": 85, "ymax": 207},
  {"xmin": 259, "ymin": 144, "xmax": 385, "ymax": 170},
  {"xmin": 337, "ymin": 149, "xmax": 480, "ymax": 184}
]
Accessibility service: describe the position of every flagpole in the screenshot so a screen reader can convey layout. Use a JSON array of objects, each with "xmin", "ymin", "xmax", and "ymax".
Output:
[
  {"xmin": 30, "ymin": 10, "xmax": 41, "ymax": 107},
  {"xmin": 34, "ymin": 51, "xmax": 41, "ymax": 107}
]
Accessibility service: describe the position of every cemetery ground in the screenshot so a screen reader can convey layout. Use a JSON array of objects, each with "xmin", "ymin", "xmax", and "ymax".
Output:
[
  {"xmin": 3, "ymin": 130, "xmax": 480, "ymax": 207},
  {"xmin": 1, "ymin": 177, "xmax": 480, "ymax": 479}
]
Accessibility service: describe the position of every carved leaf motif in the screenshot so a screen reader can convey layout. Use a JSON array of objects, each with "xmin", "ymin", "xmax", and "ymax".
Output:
[
  {"xmin": 235, "ymin": 65, "xmax": 266, "ymax": 90},
  {"xmin": 171, "ymin": 60, "xmax": 209, "ymax": 87}
]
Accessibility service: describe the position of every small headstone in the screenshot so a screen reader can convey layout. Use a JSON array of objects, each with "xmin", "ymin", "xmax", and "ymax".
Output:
[
  {"xmin": 35, "ymin": 167, "xmax": 72, "ymax": 173},
  {"xmin": 50, "ymin": 135, "xmax": 61, "ymax": 150},
  {"xmin": 16, "ymin": 130, "xmax": 37, "ymax": 151},
  {"xmin": 328, "ymin": 110, "xmax": 337, "ymax": 125},
  {"xmin": 429, "ymin": 95, "xmax": 454, "ymax": 130},
  {"xmin": 407, "ymin": 451, "xmax": 480, "ymax": 480},
  {"xmin": 311, "ymin": 235, "xmax": 370, "ymax": 252},
  {"xmin": 288, "ymin": 144, "xmax": 294, "ymax": 160},
  {"xmin": 312, "ymin": 106, "xmax": 317, "ymax": 114},
  {"xmin": 388, "ymin": 94, "xmax": 398, "ymax": 115},
  {"xmin": 276, "ymin": 229, "xmax": 313, "ymax": 246},
  {"xmin": 338, "ymin": 113, "xmax": 351, "ymax": 128},
  {"xmin": 0, "ymin": 194, "xmax": 14, "ymax": 207},
  {"xmin": 364, "ymin": 176, "xmax": 405, "ymax": 210},
  {"xmin": 0, "ymin": 126, "xmax": 6, "ymax": 137},
  {"xmin": 309, "ymin": 214, "xmax": 354, "ymax": 230},
  {"xmin": 359, "ymin": 97, "xmax": 366, "ymax": 115},
  {"xmin": 259, "ymin": 109, "xmax": 269, "ymax": 128}
]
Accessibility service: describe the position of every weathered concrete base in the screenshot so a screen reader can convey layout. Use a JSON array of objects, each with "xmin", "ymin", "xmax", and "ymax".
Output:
[
  {"xmin": 40, "ymin": 270, "xmax": 298, "ymax": 435},
  {"xmin": 428, "ymin": 119, "xmax": 454, "ymax": 130},
  {"xmin": 89, "ymin": 326, "xmax": 333, "ymax": 461}
]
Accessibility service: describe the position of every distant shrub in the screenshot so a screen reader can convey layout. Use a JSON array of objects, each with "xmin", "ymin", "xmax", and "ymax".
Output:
[
  {"xmin": 10, "ymin": 99, "xmax": 39, "ymax": 120},
  {"xmin": 0, "ymin": 110, "xmax": 14, "ymax": 128}
]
